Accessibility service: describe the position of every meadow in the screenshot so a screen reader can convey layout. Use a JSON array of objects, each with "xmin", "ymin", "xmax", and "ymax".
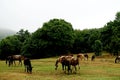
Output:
[{"xmin": 0, "ymin": 54, "xmax": 120, "ymax": 80}]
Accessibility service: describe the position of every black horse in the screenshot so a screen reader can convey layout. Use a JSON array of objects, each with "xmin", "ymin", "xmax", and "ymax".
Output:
[
  {"xmin": 24, "ymin": 58, "xmax": 32, "ymax": 74},
  {"xmin": 115, "ymin": 56, "xmax": 120, "ymax": 63}
]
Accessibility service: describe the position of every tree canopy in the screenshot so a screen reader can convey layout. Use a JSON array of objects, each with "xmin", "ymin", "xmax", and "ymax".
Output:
[{"xmin": 0, "ymin": 12, "xmax": 120, "ymax": 59}]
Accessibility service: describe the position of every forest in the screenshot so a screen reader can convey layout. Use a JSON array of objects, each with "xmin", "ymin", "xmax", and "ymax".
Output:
[{"xmin": 0, "ymin": 12, "xmax": 120, "ymax": 59}]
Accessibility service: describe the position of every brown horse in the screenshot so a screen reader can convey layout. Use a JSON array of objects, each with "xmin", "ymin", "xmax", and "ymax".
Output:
[
  {"xmin": 55, "ymin": 55, "xmax": 73, "ymax": 74},
  {"xmin": 70, "ymin": 55, "xmax": 80, "ymax": 73},
  {"xmin": 6, "ymin": 55, "xmax": 24, "ymax": 66},
  {"xmin": 55, "ymin": 54, "xmax": 80, "ymax": 74},
  {"xmin": 91, "ymin": 55, "xmax": 95, "ymax": 61},
  {"xmin": 55, "ymin": 56, "xmax": 66, "ymax": 70}
]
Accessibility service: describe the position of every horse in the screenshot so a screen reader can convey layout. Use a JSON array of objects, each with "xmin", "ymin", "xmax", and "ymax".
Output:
[
  {"xmin": 55, "ymin": 54, "xmax": 80, "ymax": 74},
  {"xmin": 24, "ymin": 58, "xmax": 32, "ymax": 74},
  {"xmin": 77, "ymin": 53, "xmax": 89, "ymax": 61},
  {"xmin": 6, "ymin": 56, "xmax": 14, "ymax": 67},
  {"xmin": 91, "ymin": 55, "xmax": 95, "ymax": 61},
  {"xmin": 84, "ymin": 54, "xmax": 89, "ymax": 60},
  {"xmin": 115, "ymin": 56, "xmax": 120, "ymax": 63},
  {"xmin": 70, "ymin": 55, "xmax": 80, "ymax": 73},
  {"xmin": 55, "ymin": 55, "xmax": 73, "ymax": 74},
  {"xmin": 77, "ymin": 54, "xmax": 84, "ymax": 60},
  {"xmin": 6, "ymin": 55, "xmax": 24, "ymax": 66},
  {"xmin": 55, "ymin": 56, "xmax": 66, "ymax": 70}
]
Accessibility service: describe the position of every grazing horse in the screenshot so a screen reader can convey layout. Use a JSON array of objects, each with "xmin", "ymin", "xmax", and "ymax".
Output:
[
  {"xmin": 91, "ymin": 55, "xmax": 95, "ymax": 61},
  {"xmin": 115, "ymin": 56, "xmax": 120, "ymax": 63},
  {"xmin": 6, "ymin": 55, "xmax": 24, "ymax": 66},
  {"xmin": 84, "ymin": 54, "xmax": 89, "ymax": 60},
  {"xmin": 6, "ymin": 56, "xmax": 14, "ymax": 67},
  {"xmin": 77, "ymin": 54, "xmax": 84, "ymax": 60},
  {"xmin": 55, "ymin": 56, "xmax": 66, "ymax": 70},
  {"xmin": 77, "ymin": 53, "xmax": 89, "ymax": 61},
  {"xmin": 55, "ymin": 55, "xmax": 73, "ymax": 74},
  {"xmin": 24, "ymin": 58, "xmax": 32, "ymax": 74},
  {"xmin": 55, "ymin": 54, "xmax": 80, "ymax": 74},
  {"xmin": 70, "ymin": 55, "xmax": 80, "ymax": 73}
]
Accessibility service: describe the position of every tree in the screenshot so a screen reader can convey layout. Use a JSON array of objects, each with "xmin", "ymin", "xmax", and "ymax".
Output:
[
  {"xmin": 0, "ymin": 35, "xmax": 21, "ymax": 59},
  {"xmin": 93, "ymin": 40, "xmax": 102, "ymax": 56},
  {"xmin": 72, "ymin": 30, "xmax": 84, "ymax": 53},
  {"xmin": 22, "ymin": 19, "xmax": 75, "ymax": 58},
  {"xmin": 115, "ymin": 12, "xmax": 120, "ymax": 21},
  {"xmin": 16, "ymin": 29, "xmax": 30, "ymax": 43}
]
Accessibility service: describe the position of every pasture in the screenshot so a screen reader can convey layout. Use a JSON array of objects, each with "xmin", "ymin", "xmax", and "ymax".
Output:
[{"xmin": 0, "ymin": 54, "xmax": 120, "ymax": 80}]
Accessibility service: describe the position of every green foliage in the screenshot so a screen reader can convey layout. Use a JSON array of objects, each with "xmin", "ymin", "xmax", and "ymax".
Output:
[
  {"xmin": 1, "ymin": 12, "xmax": 120, "ymax": 58},
  {"xmin": 22, "ymin": 19, "xmax": 75, "ymax": 58},
  {"xmin": 0, "ymin": 29, "xmax": 31, "ymax": 59},
  {"xmin": 115, "ymin": 12, "xmax": 120, "ymax": 21},
  {"xmin": 93, "ymin": 40, "xmax": 102, "ymax": 56},
  {"xmin": 0, "ymin": 35, "xmax": 22, "ymax": 59}
]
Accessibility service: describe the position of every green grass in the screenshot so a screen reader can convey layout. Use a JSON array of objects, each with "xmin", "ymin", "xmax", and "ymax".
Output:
[{"xmin": 0, "ymin": 55, "xmax": 120, "ymax": 80}]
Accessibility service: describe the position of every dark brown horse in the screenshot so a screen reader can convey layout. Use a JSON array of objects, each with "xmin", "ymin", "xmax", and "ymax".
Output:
[
  {"xmin": 91, "ymin": 55, "xmax": 95, "ymax": 61},
  {"xmin": 55, "ymin": 55, "xmax": 73, "ymax": 74},
  {"xmin": 115, "ymin": 56, "xmax": 120, "ymax": 63},
  {"xmin": 6, "ymin": 55, "xmax": 24, "ymax": 66}
]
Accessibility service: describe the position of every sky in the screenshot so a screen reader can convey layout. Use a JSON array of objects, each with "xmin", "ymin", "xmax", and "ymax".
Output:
[{"xmin": 0, "ymin": 0, "xmax": 120, "ymax": 32}]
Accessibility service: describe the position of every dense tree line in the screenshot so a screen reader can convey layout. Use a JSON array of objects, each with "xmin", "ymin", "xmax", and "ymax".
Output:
[{"xmin": 0, "ymin": 12, "xmax": 120, "ymax": 59}]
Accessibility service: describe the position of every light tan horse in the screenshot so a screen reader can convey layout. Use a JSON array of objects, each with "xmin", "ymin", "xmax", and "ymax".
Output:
[
  {"xmin": 77, "ymin": 53, "xmax": 88, "ymax": 61},
  {"xmin": 77, "ymin": 53, "xmax": 84, "ymax": 60}
]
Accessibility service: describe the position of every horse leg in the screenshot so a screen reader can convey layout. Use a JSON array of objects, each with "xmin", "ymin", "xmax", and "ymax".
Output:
[
  {"xmin": 62, "ymin": 63, "xmax": 65, "ymax": 70},
  {"xmin": 13, "ymin": 60, "xmax": 16, "ymax": 66},
  {"xmin": 19, "ymin": 59, "xmax": 22, "ymax": 66},
  {"xmin": 67, "ymin": 65, "xmax": 71, "ymax": 74},
  {"xmin": 55, "ymin": 60, "xmax": 59, "ymax": 70},
  {"xmin": 74, "ymin": 66, "xmax": 77, "ymax": 74},
  {"xmin": 78, "ymin": 63, "xmax": 80, "ymax": 69},
  {"xmin": 8, "ymin": 60, "xmax": 11, "ymax": 67},
  {"xmin": 24, "ymin": 65, "xmax": 26, "ymax": 72}
]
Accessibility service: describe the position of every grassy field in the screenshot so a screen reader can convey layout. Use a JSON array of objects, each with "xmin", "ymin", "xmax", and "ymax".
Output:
[{"xmin": 0, "ymin": 54, "xmax": 120, "ymax": 80}]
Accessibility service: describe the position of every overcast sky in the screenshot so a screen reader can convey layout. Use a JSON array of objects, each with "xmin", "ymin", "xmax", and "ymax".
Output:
[{"xmin": 0, "ymin": 0, "xmax": 120, "ymax": 32}]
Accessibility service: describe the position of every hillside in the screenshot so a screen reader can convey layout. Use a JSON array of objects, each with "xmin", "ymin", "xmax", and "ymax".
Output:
[{"xmin": 0, "ymin": 28, "xmax": 16, "ymax": 40}]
